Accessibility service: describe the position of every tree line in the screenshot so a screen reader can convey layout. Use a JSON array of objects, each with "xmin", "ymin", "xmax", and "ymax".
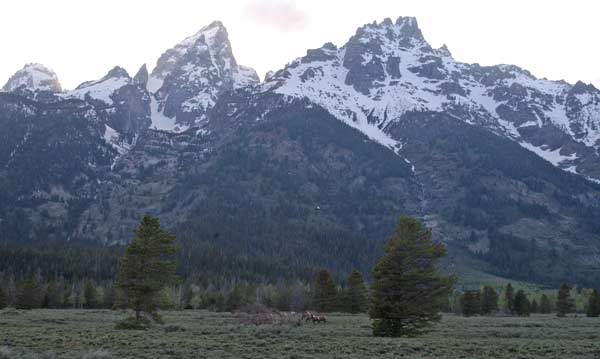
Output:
[{"xmin": 453, "ymin": 283, "xmax": 600, "ymax": 317}]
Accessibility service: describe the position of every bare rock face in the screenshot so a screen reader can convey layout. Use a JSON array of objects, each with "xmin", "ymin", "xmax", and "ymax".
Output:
[
  {"xmin": 2, "ymin": 63, "xmax": 62, "ymax": 93},
  {"xmin": 134, "ymin": 64, "xmax": 149, "ymax": 87}
]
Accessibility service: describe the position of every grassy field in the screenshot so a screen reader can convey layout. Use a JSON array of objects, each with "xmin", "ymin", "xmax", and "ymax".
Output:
[{"xmin": 1, "ymin": 309, "xmax": 600, "ymax": 358}]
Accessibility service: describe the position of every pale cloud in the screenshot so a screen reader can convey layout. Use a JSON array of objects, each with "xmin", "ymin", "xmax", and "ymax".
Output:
[
  {"xmin": 594, "ymin": 77, "xmax": 600, "ymax": 89},
  {"xmin": 242, "ymin": 0, "xmax": 309, "ymax": 32}
]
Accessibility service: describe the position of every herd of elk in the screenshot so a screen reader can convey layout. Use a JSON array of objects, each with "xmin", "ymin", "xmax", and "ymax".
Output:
[{"xmin": 302, "ymin": 311, "xmax": 327, "ymax": 324}]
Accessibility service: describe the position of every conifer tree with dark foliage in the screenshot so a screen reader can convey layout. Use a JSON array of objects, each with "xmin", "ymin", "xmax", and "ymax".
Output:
[
  {"xmin": 556, "ymin": 283, "xmax": 575, "ymax": 317},
  {"xmin": 84, "ymin": 279, "xmax": 98, "ymax": 309},
  {"xmin": 504, "ymin": 283, "xmax": 515, "ymax": 314},
  {"xmin": 539, "ymin": 294, "xmax": 552, "ymax": 314},
  {"xmin": 115, "ymin": 216, "xmax": 179, "ymax": 325},
  {"xmin": 312, "ymin": 269, "xmax": 338, "ymax": 312},
  {"xmin": 0, "ymin": 286, "xmax": 6, "ymax": 309},
  {"xmin": 586, "ymin": 289, "xmax": 600, "ymax": 317},
  {"xmin": 460, "ymin": 290, "xmax": 481, "ymax": 317},
  {"xmin": 42, "ymin": 281, "xmax": 61, "ymax": 309},
  {"xmin": 342, "ymin": 269, "xmax": 368, "ymax": 313},
  {"xmin": 16, "ymin": 277, "xmax": 41, "ymax": 310},
  {"xmin": 530, "ymin": 299, "xmax": 539, "ymax": 314},
  {"xmin": 369, "ymin": 216, "xmax": 454, "ymax": 337},
  {"xmin": 513, "ymin": 290, "xmax": 530, "ymax": 316},
  {"xmin": 480, "ymin": 286, "xmax": 499, "ymax": 315}
]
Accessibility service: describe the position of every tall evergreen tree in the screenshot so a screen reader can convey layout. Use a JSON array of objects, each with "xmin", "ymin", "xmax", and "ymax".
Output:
[
  {"xmin": 103, "ymin": 284, "xmax": 115, "ymax": 309},
  {"xmin": 181, "ymin": 283, "xmax": 194, "ymax": 310},
  {"xmin": 530, "ymin": 299, "xmax": 539, "ymax": 314},
  {"xmin": 586, "ymin": 289, "xmax": 600, "ymax": 317},
  {"xmin": 556, "ymin": 283, "xmax": 575, "ymax": 317},
  {"xmin": 0, "ymin": 286, "xmax": 6, "ymax": 309},
  {"xmin": 369, "ymin": 216, "xmax": 454, "ymax": 337},
  {"xmin": 83, "ymin": 279, "xmax": 98, "ymax": 309},
  {"xmin": 513, "ymin": 290, "xmax": 530, "ymax": 316},
  {"xmin": 42, "ymin": 281, "xmax": 61, "ymax": 309},
  {"xmin": 343, "ymin": 269, "xmax": 368, "ymax": 313},
  {"xmin": 504, "ymin": 283, "xmax": 515, "ymax": 314},
  {"xmin": 115, "ymin": 216, "xmax": 179, "ymax": 323},
  {"xmin": 312, "ymin": 269, "xmax": 337, "ymax": 312},
  {"xmin": 460, "ymin": 290, "xmax": 481, "ymax": 317},
  {"xmin": 480, "ymin": 286, "xmax": 499, "ymax": 315},
  {"xmin": 16, "ymin": 277, "xmax": 41, "ymax": 310},
  {"xmin": 225, "ymin": 284, "xmax": 246, "ymax": 312},
  {"xmin": 539, "ymin": 294, "xmax": 552, "ymax": 314}
]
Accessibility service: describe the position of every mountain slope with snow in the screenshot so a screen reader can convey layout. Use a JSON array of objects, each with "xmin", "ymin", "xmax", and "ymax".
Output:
[{"xmin": 263, "ymin": 17, "xmax": 600, "ymax": 181}]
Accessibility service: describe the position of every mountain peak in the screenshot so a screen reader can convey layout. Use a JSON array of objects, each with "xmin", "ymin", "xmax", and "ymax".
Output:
[
  {"xmin": 178, "ymin": 20, "xmax": 229, "ymax": 50},
  {"xmin": 103, "ymin": 66, "xmax": 130, "ymax": 80},
  {"xmin": 205, "ymin": 20, "xmax": 225, "ymax": 30},
  {"xmin": 134, "ymin": 64, "xmax": 149, "ymax": 86},
  {"xmin": 2, "ymin": 63, "xmax": 62, "ymax": 93}
]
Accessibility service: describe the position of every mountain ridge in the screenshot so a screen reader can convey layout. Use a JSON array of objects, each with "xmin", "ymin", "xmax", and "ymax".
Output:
[{"xmin": 1, "ymin": 17, "xmax": 600, "ymax": 286}]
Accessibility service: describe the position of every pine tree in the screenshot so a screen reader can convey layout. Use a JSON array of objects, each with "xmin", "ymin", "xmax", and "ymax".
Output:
[
  {"xmin": 103, "ymin": 284, "xmax": 115, "ymax": 309},
  {"xmin": 63, "ymin": 284, "xmax": 74, "ymax": 309},
  {"xmin": 586, "ymin": 289, "xmax": 600, "ymax": 317},
  {"xmin": 312, "ymin": 269, "xmax": 337, "ymax": 312},
  {"xmin": 513, "ymin": 290, "xmax": 530, "ymax": 316},
  {"xmin": 556, "ymin": 283, "xmax": 575, "ymax": 317},
  {"xmin": 343, "ymin": 269, "xmax": 368, "ymax": 313},
  {"xmin": 182, "ymin": 284, "xmax": 194, "ymax": 310},
  {"xmin": 225, "ymin": 284, "xmax": 245, "ymax": 312},
  {"xmin": 460, "ymin": 290, "xmax": 481, "ymax": 317},
  {"xmin": 480, "ymin": 286, "xmax": 499, "ymax": 315},
  {"xmin": 369, "ymin": 216, "xmax": 455, "ymax": 337},
  {"xmin": 16, "ymin": 277, "xmax": 41, "ymax": 310},
  {"xmin": 0, "ymin": 286, "xmax": 6, "ymax": 309},
  {"xmin": 42, "ymin": 281, "xmax": 61, "ymax": 309},
  {"xmin": 530, "ymin": 299, "xmax": 539, "ymax": 314},
  {"xmin": 504, "ymin": 283, "xmax": 515, "ymax": 314},
  {"xmin": 115, "ymin": 215, "xmax": 179, "ymax": 323},
  {"xmin": 539, "ymin": 294, "xmax": 552, "ymax": 314},
  {"xmin": 84, "ymin": 279, "xmax": 98, "ymax": 309}
]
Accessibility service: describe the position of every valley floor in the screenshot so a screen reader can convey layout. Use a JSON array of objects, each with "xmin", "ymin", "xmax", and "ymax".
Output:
[{"xmin": 1, "ymin": 309, "xmax": 600, "ymax": 358}]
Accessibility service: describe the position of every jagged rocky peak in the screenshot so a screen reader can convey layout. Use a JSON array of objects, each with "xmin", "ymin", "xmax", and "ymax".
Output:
[
  {"xmin": 149, "ymin": 20, "xmax": 235, "ymax": 88},
  {"xmin": 147, "ymin": 20, "xmax": 259, "ymax": 129},
  {"xmin": 134, "ymin": 64, "xmax": 149, "ymax": 87},
  {"xmin": 2, "ymin": 63, "xmax": 62, "ymax": 93},
  {"xmin": 350, "ymin": 16, "xmax": 428, "ymax": 50}
]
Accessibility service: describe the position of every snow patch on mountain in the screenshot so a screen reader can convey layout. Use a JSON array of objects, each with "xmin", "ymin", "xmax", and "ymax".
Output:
[
  {"xmin": 520, "ymin": 142, "xmax": 577, "ymax": 167},
  {"xmin": 2, "ymin": 63, "xmax": 62, "ymax": 93},
  {"xmin": 150, "ymin": 97, "xmax": 188, "ymax": 133},
  {"xmin": 68, "ymin": 76, "xmax": 130, "ymax": 105}
]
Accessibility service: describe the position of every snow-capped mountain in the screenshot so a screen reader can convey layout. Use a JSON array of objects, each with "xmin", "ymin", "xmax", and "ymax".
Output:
[
  {"xmin": 2, "ymin": 63, "xmax": 62, "ymax": 93},
  {"xmin": 264, "ymin": 17, "xmax": 600, "ymax": 180},
  {"xmin": 1, "ymin": 18, "xmax": 600, "ymax": 286},
  {"xmin": 147, "ymin": 20, "xmax": 259, "ymax": 132}
]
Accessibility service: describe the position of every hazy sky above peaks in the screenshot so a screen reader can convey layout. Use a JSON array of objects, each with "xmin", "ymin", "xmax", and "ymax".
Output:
[{"xmin": 1, "ymin": 0, "xmax": 599, "ymax": 90}]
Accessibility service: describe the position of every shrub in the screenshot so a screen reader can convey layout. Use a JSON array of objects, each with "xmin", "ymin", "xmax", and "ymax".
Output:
[{"xmin": 114, "ymin": 316, "xmax": 152, "ymax": 330}]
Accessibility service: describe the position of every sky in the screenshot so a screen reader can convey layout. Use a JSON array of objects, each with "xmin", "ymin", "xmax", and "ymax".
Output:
[{"xmin": 1, "ymin": 0, "xmax": 599, "ymax": 90}]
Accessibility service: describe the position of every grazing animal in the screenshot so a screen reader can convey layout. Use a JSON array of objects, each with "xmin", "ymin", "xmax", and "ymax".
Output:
[
  {"xmin": 311, "ymin": 314, "xmax": 327, "ymax": 324},
  {"xmin": 302, "ymin": 311, "xmax": 313, "ymax": 321}
]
